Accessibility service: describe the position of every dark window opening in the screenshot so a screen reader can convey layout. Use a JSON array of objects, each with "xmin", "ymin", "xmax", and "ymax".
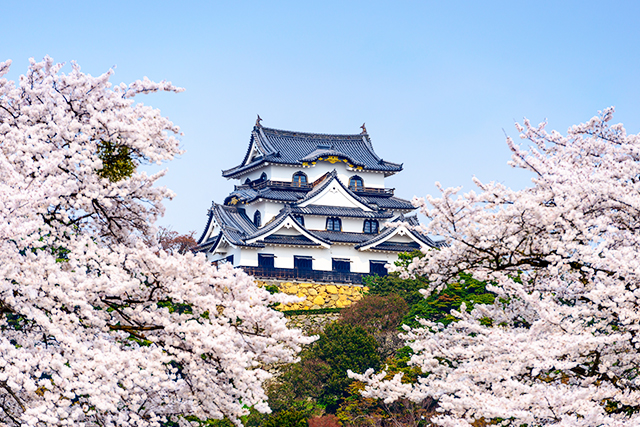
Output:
[
  {"xmin": 349, "ymin": 175, "xmax": 364, "ymax": 191},
  {"xmin": 254, "ymin": 211, "xmax": 261, "ymax": 228},
  {"xmin": 369, "ymin": 261, "xmax": 387, "ymax": 276},
  {"xmin": 292, "ymin": 172, "xmax": 308, "ymax": 187},
  {"xmin": 219, "ymin": 255, "xmax": 233, "ymax": 265},
  {"xmin": 363, "ymin": 219, "xmax": 379, "ymax": 234},
  {"xmin": 326, "ymin": 217, "xmax": 342, "ymax": 231},
  {"xmin": 293, "ymin": 214, "xmax": 305, "ymax": 226},
  {"xmin": 258, "ymin": 254, "xmax": 275, "ymax": 268},
  {"xmin": 257, "ymin": 172, "xmax": 267, "ymax": 183},
  {"xmin": 332, "ymin": 258, "xmax": 351, "ymax": 272},
  {"xmin": 294, "ymin": 256, "xmax": 313, "ymax": 270}
]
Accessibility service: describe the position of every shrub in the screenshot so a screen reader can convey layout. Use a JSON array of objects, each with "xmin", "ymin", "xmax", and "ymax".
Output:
[
  {"xmin": 310, "ymin": 322, "xmax": 381, "ymax": 411},
  {"xmin": 339, "ymin": 294, "xmax": 408, "ymax": 334},
  {"xmin": 402, "ymin": 272, "xmax": 495, "ymax": 328},
  {"xmin": 262, "ymin": 408, "xmax": 308, "ymax": 427},
  {"xmin": 364, "ymin": 272, "xmax": 429, "ymax": 307},
  {"xmin": 339, "ymin": 294, "xmax": 409, "ymax": 359},
  {"xmin": 308, "ymin": 414, "xmax": 341, "ymax": 427}
]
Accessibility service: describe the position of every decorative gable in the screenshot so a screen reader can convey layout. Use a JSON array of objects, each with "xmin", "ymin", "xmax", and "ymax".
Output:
[
  {"xmin": 296, "ymin": 171, "xmax": 372, "ymax": 211},
  {"xmin": 245, "ymin": 214, "xmax": 330, "ymax": 248}
]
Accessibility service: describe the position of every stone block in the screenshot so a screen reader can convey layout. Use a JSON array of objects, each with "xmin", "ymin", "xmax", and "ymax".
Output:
[{"xmin": 326, "ymin": 285, "xmax": 338, "ymax": 294}]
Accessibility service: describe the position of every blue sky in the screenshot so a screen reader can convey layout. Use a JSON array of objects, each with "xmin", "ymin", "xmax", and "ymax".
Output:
[{"xmin": 2, "ymin": 1, "xmax": 640, "ymax": 234}]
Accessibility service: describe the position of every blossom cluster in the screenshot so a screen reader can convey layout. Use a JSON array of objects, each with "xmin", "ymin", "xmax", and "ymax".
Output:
[
  {"xmin": 353, "ymin": 108, "xmax": 640, "ymax": 426},
  {"xmin": 0, "ymin": 57, "xmax": 310, "ymax": 426}
]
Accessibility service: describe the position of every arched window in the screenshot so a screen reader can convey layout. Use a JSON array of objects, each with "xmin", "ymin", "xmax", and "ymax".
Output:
[
  {"xmin": 258, "ymin": 172, "xmax": 267, "ymax": 182},
  {"xmin": 349, "ymin": 175, "xmax": 364, "ymax": 191},
  {"xmin": 292, "ymin": 172, "xmax": 307, "ymax": 187},
  {"xmin": 326, "ymin": 217, "xmax": 341, "ymax": 231},
  {"xmin": 254, "ymin": 211, "xmax": 261, "ymax": 228},
  {"xmin": 363, "ymin": 219, "xmax": 379, "ymax": 234},
  {"xmin": 244, "ymin": 178, "xmax": 251, "ymax": 185}
]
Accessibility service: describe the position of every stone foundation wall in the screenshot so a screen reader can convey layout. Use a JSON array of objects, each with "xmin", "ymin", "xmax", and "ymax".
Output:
[
  {"xmin": 256, "ymin": 280, "xmax": 369, "ymax": 310},
  {"xmin": 285, "ymin": 312, "xmax": 342, "ymax": 336}
]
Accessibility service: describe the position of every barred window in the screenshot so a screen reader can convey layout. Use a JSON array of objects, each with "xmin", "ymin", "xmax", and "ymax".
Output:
[
  {"xmin": 326, "ymin": 217, "xmax": 341, "ymax": 231},
  {"xmin": 349, "ymin": 175, "xmax": 364, "ymax": 191},
  {"xmin": 363, "ymin": 219, "xmax": 379, "ymax": 234},
  {"xmin": 292, "ymin": 172, "xmax": 307, "ymax": 187}
]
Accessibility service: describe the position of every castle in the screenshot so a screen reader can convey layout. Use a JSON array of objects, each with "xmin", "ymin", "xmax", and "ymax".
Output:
[{"xmin": 196, "ymin": 119, "xmax": 441, "ymax": 285}]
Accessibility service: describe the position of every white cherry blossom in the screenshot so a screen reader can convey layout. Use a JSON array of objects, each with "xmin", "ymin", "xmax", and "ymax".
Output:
[
  {"xmin": 352, "ymin": 108, "xmax": 640, "ymax": 426},
  {"xmin": 0, "ymin": 57, "xmax": 310, "ymax": 427}
]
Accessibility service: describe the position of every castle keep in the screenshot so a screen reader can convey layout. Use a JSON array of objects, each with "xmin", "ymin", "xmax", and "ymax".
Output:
[{"xmin": 196, "ymin": 119, "xmax": 441, "ymax": 304}]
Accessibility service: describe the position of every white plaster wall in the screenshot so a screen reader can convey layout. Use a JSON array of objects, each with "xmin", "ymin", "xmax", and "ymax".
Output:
[
  {"xmin": 268, "ymin": 163, "xmax": 386, "ymax": 188},
  {"xmin": 207, "ymin": 242, "xmax": 404, "ymax": 274},
  {"xmin": 268, "ymin": 165, "xmax": 301, "ymax": 182},
  {"xmin": 302, "ymin": 216, "xmax": 387, "ymax": 235},
  {"xmin": 342, "ymin": 218, "xmax": 364, "ymax": 233},
  {"xmin": 304, "ymin": 216, "xmax": 325, "ymax": 230},
  {"xmin": 243, "ymin": 200, "xmax": 284, "ymax": 225},
  {"xmin": 237, "ymin": 163, "xmax": 387, "ymax": 190},
  {"xmin": 207, "ymin": 245, "xmax": 243, "ymax": 266},
  {"xmin": 235, "ymin": 166, "xmax": 272, "ymax": 183}
]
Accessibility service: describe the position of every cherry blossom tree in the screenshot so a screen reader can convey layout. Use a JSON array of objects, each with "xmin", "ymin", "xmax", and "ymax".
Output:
[
  {"xmin": 0, "ymin": 57, "xmax": 310, "ymax": 427},
  {"xmin": 352, "ymin": 108, "xmax": 640, "ymax": 426}
]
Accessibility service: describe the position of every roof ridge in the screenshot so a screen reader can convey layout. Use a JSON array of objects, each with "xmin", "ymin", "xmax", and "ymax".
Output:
[{"xmin": 261, "ymin": 126, "xmax": 364, "ymax": 139}]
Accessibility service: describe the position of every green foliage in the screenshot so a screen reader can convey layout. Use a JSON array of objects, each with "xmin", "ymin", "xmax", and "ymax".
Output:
[
  {"xmin": 310, "ymin": 322, "xmax": 381, "ymax": 410},
  {"xmin": 339, "ymin": 294, "xmax": 408, "ymax": 334},
  {"xmin": 157, "ymin": 299, "xmax": 193, "ymax": 315},
  {"xmin": 183, "ymin": 415, "xmax": 234, "ymax": 427},
  {"xmin": 364, "ymin": 272, "xmax": 429, "ymax": 307},
  {"xmin": 263, "ymin": 284, "xmax": 280, "ymax": 294},
  {"xmin": 262, "ymin": 408, "xmax": 309, "ymax": 427},
  {"xmin": 402, "ymin": 272, "xmax": 495, "ymax": 328},
  {"xmin": 282, "ymin": 307, "xmax": 343, "ymax": 316},
  {"xmin": 268, "ymin": 358, "xmax": 332, "ymax": 411},
  {"xmin": 96, "ymin": 140, "xmax": 136, "ymax": 182},
  {"xmin": 337, "ymin": 381, "xmax": 434, "ymax": 427}
]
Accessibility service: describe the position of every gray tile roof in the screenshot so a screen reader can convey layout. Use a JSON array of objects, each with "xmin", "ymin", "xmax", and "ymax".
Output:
[
  {"xmin": 203, "ymin": 204, "xmax": 443, "ymax": 252},
  {"xmin": 222, "ymin": 126, "xmax": 403, "ymax": 178},
  {"xmin": 209, "ymin": 204, "xmax": 264, "ymax": 248},
  {"xmin": 367, "ymin": 241, "xmax": 422, "ymax": 252},
  {"xmin": 262, "ymin": 234, "xmax": 322, "ymax": 246},
  {"xmin": 353, "ymin": 215, "xmax": 438, "ymax": 250},
  {"xmin": 300, "ymin": 148, "xmax": 363, "ymax": 167},
  {"xmin": 226, "ymin": 187, "xmax": 306, "ymax": 204},
  {"xmin": 246, "ymin": 205, "xmax": 332, "ymax": 246},
  {"xmin": 311, "ymin": 230, "xmax": 373, "ymax": 244},
  {"xmin": 196, "ymin": 210, "xmax": 215, "ymax": 245},
  {"xmin": 361, "ymin": 195, "xmax": 415, "ymax": 210},
  {"xmin": 291, "ymin": 205, "xmax": 393, "ymax": 219}
]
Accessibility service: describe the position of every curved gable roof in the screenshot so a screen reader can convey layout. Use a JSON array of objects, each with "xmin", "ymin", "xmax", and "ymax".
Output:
[
  {"xmin": 295, "ymin": 169, "xmax": 373, "ymax": 211},
  {"xmin": 355, "ymin": 216, "xmax": 438, "ymax": 251},
  {"xmin": 245, "ymin": 205, "xmax": 331, "ymax": 248},
  {"xmin": 223, "ymin": 125, "xmax": 403, "ymax": 178}
]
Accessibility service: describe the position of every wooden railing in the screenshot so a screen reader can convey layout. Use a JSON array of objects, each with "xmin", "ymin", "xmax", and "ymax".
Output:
[
  {"xmin": 240, "ymin": 266, "xmax": 374, "ymax": 284},
  {"xmin": 234, "ymin": 180, "xmax": 312, "ymax": 191},
  {"xmin": 350, "ymin": 186, "xmax": 394, "ymax": 196}
]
